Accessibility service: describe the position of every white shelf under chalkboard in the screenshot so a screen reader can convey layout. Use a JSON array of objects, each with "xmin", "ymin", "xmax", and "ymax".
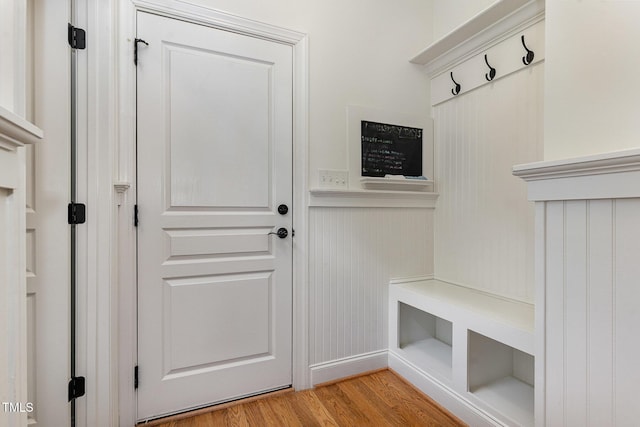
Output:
[
  {"xmin": 308, "ymin": 188, "xmax": 438, "ymax": 208},
  {"xmin": 360, "ymin": 177, "xmax": 434, "ymax": 191}
]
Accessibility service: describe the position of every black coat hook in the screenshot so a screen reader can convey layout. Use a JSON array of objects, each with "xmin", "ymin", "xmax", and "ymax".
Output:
[
  {"xmin": 521, "ymin": 35, "xmax": 534, "ymax": 66},
  {"xmin": 484, "ymin": 54, "xmax": 496, "ymax": 81},
  {"xmin": 450, "ymin": 72, "xmax": 461, "ymax": 96}
]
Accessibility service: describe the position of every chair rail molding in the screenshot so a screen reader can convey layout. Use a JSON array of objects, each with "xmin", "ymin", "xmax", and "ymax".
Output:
[
  {"xmin": 513, "ymin": 148, "xmax": 640, "ymax": 200},
  {"xmin": 0, "ymin": 106, "xmax": 43, "ymax": 150}
]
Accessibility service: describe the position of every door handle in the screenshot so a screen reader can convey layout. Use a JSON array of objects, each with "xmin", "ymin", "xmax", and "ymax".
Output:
[{"xmin": 268, "ymin": 227, "xmax": 288, "ymax": 239}]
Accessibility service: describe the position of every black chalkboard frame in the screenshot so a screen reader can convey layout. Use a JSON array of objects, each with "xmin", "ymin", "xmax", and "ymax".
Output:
[{"xmin": 360, "ymin": 120, "xmax": 423, "ymax": 178}]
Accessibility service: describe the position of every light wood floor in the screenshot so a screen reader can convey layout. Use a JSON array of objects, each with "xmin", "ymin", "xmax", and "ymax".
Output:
[{"xmin": 145, "ymin": 369, "xmax": 466, "ymax": 427}]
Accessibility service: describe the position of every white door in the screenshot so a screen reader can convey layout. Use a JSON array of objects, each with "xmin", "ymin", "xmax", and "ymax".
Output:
[{"xmin": 136, "ymin": 12, "xmax": 293, "ymax": 420}]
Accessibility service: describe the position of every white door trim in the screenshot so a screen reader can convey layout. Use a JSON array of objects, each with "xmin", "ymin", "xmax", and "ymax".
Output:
[{"xmin": 114, "ymin": 1, "xmax": 309, "ymax": 425}]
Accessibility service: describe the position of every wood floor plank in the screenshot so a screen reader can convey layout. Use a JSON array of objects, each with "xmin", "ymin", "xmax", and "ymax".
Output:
[
  {"xmin": 295, "ymin": 390, "xmax": 340, "ymax": 426},
  {"xmin": 361, "ymin": 371, "xmax": 453, "ymax": 426},
  {"xmin": 283, "ymin": 393, "xmax": 321, "ymax": 427},
  {"xmin": 223, "ymin": 404, "xmax": 250, "ymax": 427},
  {"xmin": 359, "ymin": 373, "xmax": 427, "ymax": 426},
  {"xmin": 264, "ymin": 395, "xmax": 306, "ymax": 427},
  {"xmin": 240, "ymin": 400, "xmax": 268, "ymax": 427},
  {"xmin": 313, "ymin": 384, "xmax": 371, "ymax": 425},
  {"xmin": 253, "ymin": 399, "xmax": 283, "ymax": 426},
  {"xmin": 145, "ymin": 369, "xmax": 466, "ymax": 427},
  {"xmin": 336, "ymin": 377, "xmax": 407, "ymax": 426}
]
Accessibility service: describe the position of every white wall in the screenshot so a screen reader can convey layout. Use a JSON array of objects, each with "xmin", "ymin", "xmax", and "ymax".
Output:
[
  {"xmin": 0, "ymin": 0, "xmax": 27, "ymax": 114},
  {"xmin": 184, "ymin": 0, "xmax": 433, "ymax": 186},
  {"xmin": 545, "ymin": 1, "xmax": 640, "ymax": 160},
  {"xmin": 432, "ymin": 0, "xmax": 498, "ymax": 40}
]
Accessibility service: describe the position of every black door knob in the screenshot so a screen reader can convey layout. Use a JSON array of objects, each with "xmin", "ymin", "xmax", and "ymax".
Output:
[
  {"xmin": 278, "ymin": 204, "xmax": 289, "ymax": 215},
  {"xmin": 269, "ymin": 227, "xmax": 288, "ymax": 239}
]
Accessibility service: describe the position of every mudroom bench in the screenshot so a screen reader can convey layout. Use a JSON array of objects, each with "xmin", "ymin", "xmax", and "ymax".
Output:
[{"xmin": 389, "ymin": 277, "xmax": 534, "ymax": 427}]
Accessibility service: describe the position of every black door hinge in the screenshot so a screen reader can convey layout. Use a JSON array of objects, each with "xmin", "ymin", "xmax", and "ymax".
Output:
[
  {"xmin": 68, "ymin": 376, "xmax": 86, "ymax": 401},
  {"xmin": 134, "ymin": 366, "xmax": 139, "ymax": 389},
  {"xmin": 134, "ymin": 204, "xmax": 139, "ymax": 227},
  {"xmin": 134, "ymin": 38, "xmax": 149, "ymax": 66},
  {"xmin": 68, "ymin": 203, "xmax": 86, "ymax": 225},
  {"xmin": 68, "ymin": 24, "xmax": 86, "ymax": 50}
]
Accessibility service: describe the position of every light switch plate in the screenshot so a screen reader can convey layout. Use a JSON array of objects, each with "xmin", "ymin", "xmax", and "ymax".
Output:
[{"xmin": 318, "ymin": 169, "xmax": 349, "ymax": 188}]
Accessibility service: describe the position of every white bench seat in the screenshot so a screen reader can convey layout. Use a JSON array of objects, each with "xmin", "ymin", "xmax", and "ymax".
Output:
[{"xmin": 390, "ymin": 278, "xmax": 534, "ymax": 354}]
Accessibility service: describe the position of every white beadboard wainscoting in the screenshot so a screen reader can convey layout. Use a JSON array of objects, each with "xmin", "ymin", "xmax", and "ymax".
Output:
[
  {"xmin": 307, "ymin": 199, "xmax": 435, "ymax": 384},
  {"xmin": 433, "ymin": 63, "xmax": 543, "ymax": 303},
  {"xmin": 514, "ymin": 149, "xmax": 640, "ymax": 426}
]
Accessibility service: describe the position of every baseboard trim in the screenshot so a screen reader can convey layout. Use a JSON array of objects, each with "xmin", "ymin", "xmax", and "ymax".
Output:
[
  {"xmin": 309, "ymin": 350, "xmax": 389, "ymax": 386},
  {"xmin": 388, "ymin": 351, "xmax": 502, "ymax": 427}
]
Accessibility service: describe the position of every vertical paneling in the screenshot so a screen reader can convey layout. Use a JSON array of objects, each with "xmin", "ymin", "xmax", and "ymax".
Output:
[
  {"xmin": 309, "ymin": 207, "xmax": 433, "ymax": 365},
  {"xmin": 544, "ymin": 201, "xmax": 565, "ymax": 425},
  {"xmin": 433, "ymin": 64, "xmax": 543, "ymax": 303},
  {"xmin": 587, "ymin": 199, "xmax": 614, "ymax": 427},
  {"xmin": 543, "ymin": 198, "xmax": 640, "ymax": 426},
  {"xmin": 564, "ymin": 201, "xmax": 587, "ymax": 426},
  {"xmin": 613, "ymin": 199, "xmax": 640, "ymax": 425}
]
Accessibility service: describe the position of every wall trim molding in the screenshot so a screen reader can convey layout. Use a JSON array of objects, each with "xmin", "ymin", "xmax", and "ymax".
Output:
[
  {"xmin": 309, "ymin": 189, "xmax": 439, "ymax": 208},
  {"xmin": 132, "ymin": 0, "xmax": 305, "ymax": 43},
  {"xmin": 389, "ymin": 274, "xmax": 435, "ymax": 285},
  {"xmin": 309, "ymin": 350, "xmax": 389, "ymax": 386},
  {"xmin": 309, "ymin": 349, "xmax": 519, "ymax": 425},
  {"xmin": 411, "ymin": 0, "xmax": 544, "ymax": 77},
  {"xmin": 389, "ymin": 352, "xmax": 500, "ymax": 427},
  {"xmin": 514, "ymin": 148, "xmax": 640, "ymax": 201},
  {"xmin": 513, "ymin": 148, "xmax": 640, "ymax": 180},
  {"xmin": 0, "ymin": 105, "xmax": 42, "ymax": 150}
]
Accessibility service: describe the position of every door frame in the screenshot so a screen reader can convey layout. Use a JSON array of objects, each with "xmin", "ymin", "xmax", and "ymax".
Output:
[{"xmin": 114, "ymin": 1, "xmax": 309, "ymax": 425}]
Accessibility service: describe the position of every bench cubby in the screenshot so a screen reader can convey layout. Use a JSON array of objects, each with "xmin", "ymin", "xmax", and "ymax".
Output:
[
  {"xmin": 468, "ymin": 330, "xmax": 534, "ymax": 426},
  {"xmin": 398, "ymin": 302, "xmax": 453, "ymax": 380}
]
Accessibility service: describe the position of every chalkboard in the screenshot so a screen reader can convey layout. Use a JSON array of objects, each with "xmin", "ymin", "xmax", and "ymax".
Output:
[{"xmin": 361, "ymin": 121, "xmax": 422, "ymax": 177}]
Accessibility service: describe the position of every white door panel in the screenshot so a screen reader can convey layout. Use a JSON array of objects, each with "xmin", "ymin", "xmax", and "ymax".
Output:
[
  {"xmin": 168, "ymin": 46, "xmax": 272, "ymax": 208},
  {"xmin": 165, "ymin": 272, "xmax": 272, "ymax": 370},
  {"xmin": 136, "ymin": 12, "xmax": 293, "ymax": 420}
]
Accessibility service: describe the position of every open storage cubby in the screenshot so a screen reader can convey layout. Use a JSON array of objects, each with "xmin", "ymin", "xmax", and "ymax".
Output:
[
  {"xmin": 398, "ymin": 302, "xmax": 453, "ymax": 379},
  {"xmin": 468, "ymin": 330, "xmax": 534, "ymax": 427}
]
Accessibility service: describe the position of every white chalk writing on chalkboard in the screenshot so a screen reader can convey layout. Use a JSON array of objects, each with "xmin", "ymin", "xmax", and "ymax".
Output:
[{"xmin": 361, "ymin": 120, "xmax": 422, "ymax": 177}]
